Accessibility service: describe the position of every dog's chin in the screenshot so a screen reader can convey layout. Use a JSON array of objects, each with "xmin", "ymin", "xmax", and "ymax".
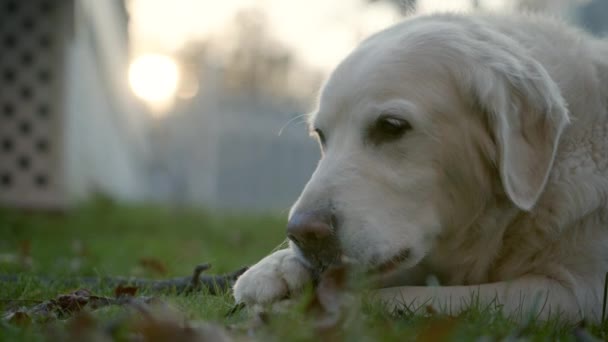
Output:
[{"xmin": 368, "ymin": 248, "xmax": 413, "ymax": 275}]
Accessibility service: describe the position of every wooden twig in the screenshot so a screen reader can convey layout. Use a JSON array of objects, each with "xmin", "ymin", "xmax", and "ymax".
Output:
[
  {"xmin": 0, "ymin": 264, "xmax": 249, "ymax": 296},
  {"xmin": 187, "ymin": 263, "xmax": 212, "ymax": 293}
]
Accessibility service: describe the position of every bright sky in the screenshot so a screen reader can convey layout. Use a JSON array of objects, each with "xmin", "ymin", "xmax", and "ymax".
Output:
[
  {"xmin": 125, "ymin": 0, "xmax": 585, "ymax": 74},
  {"xmin": 126, "ymin": 0, "xmax": 401, "ymax": 74},
  {"xmin": 417, "ymin": 0, "xmax": 511, "ymax": 13}
]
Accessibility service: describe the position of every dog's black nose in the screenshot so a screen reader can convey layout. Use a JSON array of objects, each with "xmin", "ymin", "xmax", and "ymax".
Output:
[
  {"xmin": 287, "ymin": 211, "xmax": 332, "ymax": 246},
  {"xmin": 287, "ymin": 210, "xmax": 340, "ymax": 269}
]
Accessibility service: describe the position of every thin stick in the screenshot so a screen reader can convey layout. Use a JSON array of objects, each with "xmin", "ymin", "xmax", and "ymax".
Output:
[
  {"xmin": 0, "ymin": 264, "xmax": 249, "ymax": 296},
  {"xmin": 190, "ymin": 264, "xmax": 212, "ymax": 287}
]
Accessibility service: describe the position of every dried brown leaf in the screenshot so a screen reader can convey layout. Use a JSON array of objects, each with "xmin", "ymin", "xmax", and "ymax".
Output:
[
  {"xmin": 3, "ymin": 289, "xmax": 116, "ymax": 322},
  {"xmin": 425, "ymin": 305, "xmax": 438, "ymax": 315},
  {"xmin": 132, "ymin": 300, "xmax": 233, "ymax": 342},
  {"xmin": 54, "ymin": 289, "xmax": 92, "ymax": 315},
  {"xmin": 5, "ymin": 311, "xmax": 32, "ymax": 326},
  {"xmin": 18, "ymin": 240, "xmax": 33, "ymax": 268},
  {"xmin": 64, "ymin": 311, "xmax": 109, "ymax": 342},
  {"xmin": 114, "ymin": 285, "xmax": 139, "ymax": 298},
  {"xmin": 139, "ymin": 257, "xmax": 168, "ymax": 276},
  {"xmin": 306, "ymin": 264, "xmax": 352, "ymax": 333},
  {"xmin": 416, "ymin": 317, "xmax": 460, "ymax": 342},
  {"xmin": 19, "ymin": 240, "xmax": 31, "ymax": 257}
]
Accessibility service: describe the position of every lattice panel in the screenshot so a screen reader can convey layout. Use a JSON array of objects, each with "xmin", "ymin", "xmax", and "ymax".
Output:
[{"xmin": 0, "ymin": 0, "xmax": 68, "ymax": 208}]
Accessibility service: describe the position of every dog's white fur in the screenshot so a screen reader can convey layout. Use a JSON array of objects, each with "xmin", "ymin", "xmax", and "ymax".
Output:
[{"xmin": 233, "ymin": 13, "xmax": 608, "ymax": 322}]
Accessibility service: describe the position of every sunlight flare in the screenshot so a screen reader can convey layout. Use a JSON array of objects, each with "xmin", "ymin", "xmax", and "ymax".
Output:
[{"xmin": 128, "ymin": 53, "xmax": 180, "ymax": 104}]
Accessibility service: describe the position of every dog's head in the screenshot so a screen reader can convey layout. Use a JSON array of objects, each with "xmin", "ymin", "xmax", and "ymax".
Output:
[{"xmin": 287, "ymin": 16, "xmax": 569, "ymax": 276}]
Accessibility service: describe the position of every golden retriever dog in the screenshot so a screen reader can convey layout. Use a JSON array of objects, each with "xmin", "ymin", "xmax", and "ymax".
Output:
[{"xmin": 233, "ymin": 13, "xmax": 608, "ymax": 322}]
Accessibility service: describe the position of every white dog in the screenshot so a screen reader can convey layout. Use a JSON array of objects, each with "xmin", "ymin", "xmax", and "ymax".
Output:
[{"xmin": 233, "ymin": 13, "xmax": 608, "ymax": 322}]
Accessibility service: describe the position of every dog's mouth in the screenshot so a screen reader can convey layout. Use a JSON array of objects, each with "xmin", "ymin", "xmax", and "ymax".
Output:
[
  {"xmin": 297, "ymin": 246, "xmax": 412, "ymax": 278},
  {"xmin": 369, "ymin": 248, "xmax": 412, "ymax": 275}
]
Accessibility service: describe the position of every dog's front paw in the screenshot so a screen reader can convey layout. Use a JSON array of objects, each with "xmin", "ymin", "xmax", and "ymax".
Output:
[{"xmin": 233, "ymin": 248, "xmax": 312, "ymax": 305}]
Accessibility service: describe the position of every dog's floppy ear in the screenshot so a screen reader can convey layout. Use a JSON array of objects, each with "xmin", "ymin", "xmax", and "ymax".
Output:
[{"xmin": 471, "ymin": 49, "xmax": 569, "ymax": 211}]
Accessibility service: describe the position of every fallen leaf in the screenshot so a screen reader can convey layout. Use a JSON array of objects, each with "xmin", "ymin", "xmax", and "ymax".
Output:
[
  {"xmin": 54, "ymin": 289, "xmax": 93, "ymax": 315},
  {"xmin": 18, "ymin": 240, "xmax": 33, "ymax": 269},
  {"xmin": 305, "ymin": 263, "xmax": 353, "ymax": 333},
  {"xmin": 114, "ymin": 285, "xmax": 139, "ymax": 298},
  {"xmin": 425, "ymin": 305, "xmax": 438, "ymax": 315},
  {"xmin": 4, "ymin": 311, "xmax": 31, "ymax": 326},
  {"xmin": 139, "ymin": 257, "xmax": 168, "ymax": 276},
  {"xmin": 416, "ymin": 317, "xmax": 460, "ymax": 342},
  {"xmin": 64, "ymin": 311, "xmax": 106, "ymax": 342},
  {"xmin": 19, "ymin": 240, "xmax": 31, "ymax": 257},
  {"xmin": 4, "ymin": 289, "xmax": 115, "ymax": 322},
  {"xmin": 132, "ymin": 300, "xmax": 233, "ymax": 342}
]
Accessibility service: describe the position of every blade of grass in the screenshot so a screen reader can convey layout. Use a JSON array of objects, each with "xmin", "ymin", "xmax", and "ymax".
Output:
[{"xmin": 602, "ymin": 271, "xmax": 607, "ymax": 324}]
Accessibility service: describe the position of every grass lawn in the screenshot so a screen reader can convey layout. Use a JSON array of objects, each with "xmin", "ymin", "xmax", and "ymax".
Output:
[{"xmin": 1, "ymin": 200, "xmax": 606, "ymax": 341}]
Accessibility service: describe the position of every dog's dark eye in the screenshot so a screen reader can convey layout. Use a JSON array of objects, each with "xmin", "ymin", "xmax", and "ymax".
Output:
[
  {"xmin": 314, "ymin": 128, "xmax": 326, "ymax": 146},
  {"xmin": 367, "ymin": 115, "xmax": 412, "ymax": 145}
]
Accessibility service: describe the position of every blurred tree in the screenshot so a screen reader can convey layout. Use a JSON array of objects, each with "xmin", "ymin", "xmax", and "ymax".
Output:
[{"xmin": 578, "ymin": 0, "xmax": 608, "ymax": 35}]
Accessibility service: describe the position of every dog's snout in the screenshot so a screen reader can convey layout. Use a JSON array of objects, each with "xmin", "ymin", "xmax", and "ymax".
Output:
[{"xmin": 287, "ymin": 210, "xmax": 339, "ymax": 268}]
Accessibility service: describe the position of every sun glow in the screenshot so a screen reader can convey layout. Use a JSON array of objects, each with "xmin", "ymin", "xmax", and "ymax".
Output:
[{"xmin": 128, "ymin": 53, "xmax": 180, "ymax": 105}]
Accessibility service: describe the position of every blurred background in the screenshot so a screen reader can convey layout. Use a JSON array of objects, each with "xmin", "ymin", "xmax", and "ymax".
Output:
[{"xmin": 1, "ymin": 0, "xmax": 607, "ymax": 214}]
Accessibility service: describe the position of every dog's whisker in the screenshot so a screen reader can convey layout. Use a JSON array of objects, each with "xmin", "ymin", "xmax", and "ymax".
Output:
[{"xmin": 277, "ymin": 113, "xmax": 311, "ymax": 136}]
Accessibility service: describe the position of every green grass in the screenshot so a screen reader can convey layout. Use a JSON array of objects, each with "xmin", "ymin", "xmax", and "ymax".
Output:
[{"xmin": 1, "ymin": 201, "xmax": 606, "ymax": 341}]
